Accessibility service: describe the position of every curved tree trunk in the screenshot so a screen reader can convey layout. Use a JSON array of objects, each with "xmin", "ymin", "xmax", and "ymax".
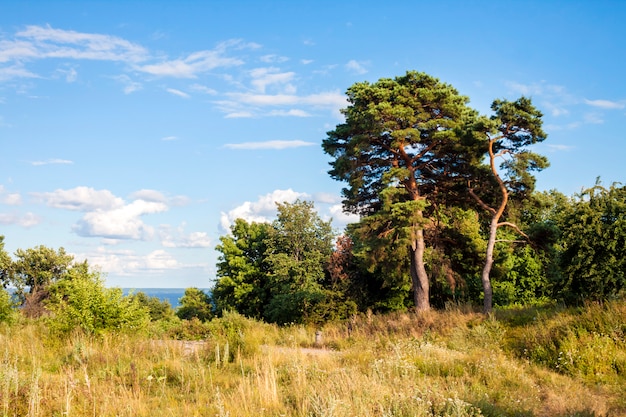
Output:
[
  {"xmin": 410, "ymin": 227, "xmax": 430, "ymax": 311},
  {"xmin": 481, "ymin": 217, "xmax": 498, "ymax": 314}
]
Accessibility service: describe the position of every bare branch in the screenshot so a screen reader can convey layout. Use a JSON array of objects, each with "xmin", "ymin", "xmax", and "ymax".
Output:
[
  {"xmin": 468, "ymin": 184, "xmax": 497, "ymax": 215},
  {"xmin": 497, "ymin": 221, "xmax": 529, "ymax": 239}
]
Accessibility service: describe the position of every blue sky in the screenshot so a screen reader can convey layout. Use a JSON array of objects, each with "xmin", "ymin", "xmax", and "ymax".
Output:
[{"xmin": 1, "ymin": 1, "xmax": 624, "ymax": 288}]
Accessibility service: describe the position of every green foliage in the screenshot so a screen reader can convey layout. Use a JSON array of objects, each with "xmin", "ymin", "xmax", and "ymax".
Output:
[
  {"xmin": 130, "ymin": 291, "xmax": 175, "ymax": 321},
  {"xmin": 176, "ymin": 287, "xmax": 213, "ymax": 321},
  {"xmin": 558, "ymin": 182, "xmax": 626, "ymax": 302},
  {"xmin": 10, "ymin": 245, "xmax": 75, "ymax": 316},
  {"xmin": 0, "ymin": 287, "xmax": 17, "ymax": 324},
  {"xmin": 507, "ymin": 300, "xmax": 626, "ymax": 385},
  {"xmin": 0, "ymin": 236, "xmax": 11, "ymax": 287},
  {"xmin": 46, "ymin": 262, "xmax": 150, "ymax": 335},
  {"xmin": 214, "ymin": 219, "xmax": 272, "ymax": 318},
  {"xmin": 214, "ymin": 200, "xmax": 346, "ymax": 325}
]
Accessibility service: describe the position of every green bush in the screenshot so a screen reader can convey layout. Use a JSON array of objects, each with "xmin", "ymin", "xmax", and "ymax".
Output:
[
  {"xmin": 46, "ymin": 265, "xmax": 150, "ymax": 335},
  {"xmin": 0, "ymin": 287, "xmax": 16, "ymax": 324}
]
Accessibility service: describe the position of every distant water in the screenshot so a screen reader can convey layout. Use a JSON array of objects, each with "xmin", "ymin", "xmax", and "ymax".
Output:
[{"xmin": 122, "ymin": 288, "xmax": 211, "ymax": 309}]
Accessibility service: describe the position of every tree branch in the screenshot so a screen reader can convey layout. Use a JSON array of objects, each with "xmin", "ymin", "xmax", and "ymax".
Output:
[
  {"xmin": 497, "ymin": 221, "xmax": 529, "ymax": 239},
  {"xmin": 468, "ymin": 184, "xmax": 497, "ymax": 215}
]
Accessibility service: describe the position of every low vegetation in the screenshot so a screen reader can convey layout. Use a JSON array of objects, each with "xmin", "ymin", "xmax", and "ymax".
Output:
[{"xmin": 1, "ymin": 303, "xmax": 625, "ymax": 416}]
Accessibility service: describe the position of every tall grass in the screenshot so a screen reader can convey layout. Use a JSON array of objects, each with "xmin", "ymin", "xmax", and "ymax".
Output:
[{"xmin": 1, "ymin": 304, "xmax": 624, "ymax": 416}]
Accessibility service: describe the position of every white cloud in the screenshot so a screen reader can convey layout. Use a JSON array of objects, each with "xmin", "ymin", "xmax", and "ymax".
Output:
[
  {"xmin": 31, "ymin": 158, "xmax": 73, "ymax": 166},
  {"xmin": 259, "ymin": 54, "xmax": 289, "ymax": 63},
  {"xmin": 268, "ymin": 109, "xmax": 311, "ymax": 117},
  {"xmin": 128, "ymin": 189, "xmax": 168, "ymax": 203},
  {"xmin": 0, "ymin": 212, "xmax": 40, "ymax": 227},
  {"xmin": 34, "ymin": 186, "xmax": 124, "ymax": 211},
  {"xmin": 301, "ymin": 59, "xmax": 314, "ymax": 65},
  {"xmin": 583, "ymin": 112, "xmax": 604, "ymax": 124},
  {"xmin": 73, "ymin": 199, "xmax": 167, "ymax": 240},
  {"xmin": 345, "ymin": 59, "xmax": 368, "ymax": 75},
  {"xmin": 546, "ymin": 144, "xmax": 574, "ymax": 152},
  {"xmin": 161, "ymin": 135, "xmax": 178, "ymax": 141},
  {"xmin": 111, "ymin": 74, "xmax": 142, "ymax": 94},
  {"xmin": 220, "ymin": 189, "xmax": 309, "ymax": 231},
  {"xmin": 136, "ymin": 40, "xmax": 250, "ymax": 78},
  {"xmin": 190, "ymin": 83, "xmax": 217, "ymax": 95},
  {"xmin": 584, "ymin": 99, "xmax": 625, "ymax": 109},
  {"xmin": 0, "ymin": 186, "xmax": 21, "ymax": 205},
  {"xmin": 221, "ymin": 90, "xmax": 347, "ymax": 118},
  {"xmin": 327, "ymin": 203, "xmax": 360, "ymax": 229},
  {"xmin": 73, "ymin": 247, "xmax": 188, "ymax": 276},
  {"xmin": 160, "ymin": 224, "xmax": 211, "ymax": 248},
  {"xmin": 223, "ymin": 140, "xmax": 316, "ymax": 150},
  {"xmin": 12, "ymin": 25, "xmax": 149, "ymax": 63},
  {"xmin": 166, "ymin": 88, "xmax": 190, "ymax": 98},
  {"xmin": 249, "ymin": 67, "xmax": 296, "ymax": 93}
]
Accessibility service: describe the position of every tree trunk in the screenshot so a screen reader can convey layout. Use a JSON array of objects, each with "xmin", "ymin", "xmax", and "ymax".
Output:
[
  {"xmin": 410, "ymin": 227, "xmax": 430, "ymax": 311},
  {"xmin": 482, "ymin": 217, "xmax": 498, "ymax": 314}
]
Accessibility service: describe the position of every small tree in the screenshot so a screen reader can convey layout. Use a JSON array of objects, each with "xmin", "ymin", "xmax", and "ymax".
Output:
[
  {"xmin": 468, "ymin": 97, "xmax": 548, "ymax": 313},
  {"xmin": 176, "ymin": 288, "xmax": 213, "ymax": 321},
  {"xmin": 213, "ymin": 219, "xmax": 272, "ymax": 318},
  {"xmin": 264, "ymin": 200, "xmax": 334, "ymax": 324},
  {"xmin": 11, "ymin": 245, "xmax": 74, "ymax": 317},
  {"xmin": 558, "ymin": 182, "xmax": 626, "ymax": 302},
  {"xmin": 46, "ymin": 262, "xmax": 150, "ymax": 334}
]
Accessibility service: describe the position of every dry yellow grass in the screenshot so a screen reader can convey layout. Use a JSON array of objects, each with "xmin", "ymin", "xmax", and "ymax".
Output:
[{"xmin": 0, "ymin": 306, "xmax": 624, "ymax": 416}]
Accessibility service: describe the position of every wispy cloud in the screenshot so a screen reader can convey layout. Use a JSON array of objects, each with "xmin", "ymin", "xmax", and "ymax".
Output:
[
  {"xmin": 345, "ymin": 59, "xmax": 368, "ymax": 75},
  {"xmin": 166, "ymin": 88, "xmax": 190, "ymax": 98},
  {"xmin": 10, "ymin": 24, "xmax": 149, "ymax": 63},
  {"xmin": 31, "ymin": 158, "xmax": 73, "ymax": 166},
  {"xmin": 135, "ymin": 39, "xmax": 254, "ymax": 78},
  {"xmin": 546, "ymin": 144, "xmax": 575, "ymax": 152},
  {"xmin": 223, "ymin": 140, "xmax": 316, "ymax": 150},
  {"xmin": 268, "ymin": 109, "xmax": 311, "ymax": 117},
  {"xmin": 584, "ymin": 99, "xmax": 625, "ymax": 109},
  {"xmin": 161, "ymin": 135, "xmax": 178, "ymax": 141},
  {"xmin": 249, "ymin": 67, "xmax": 296, "ymax": 93}
]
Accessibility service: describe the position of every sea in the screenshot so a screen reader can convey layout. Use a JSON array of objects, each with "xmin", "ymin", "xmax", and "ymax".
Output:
[{"xmin": 122, "ymin": 288, "xmax": 211, "ymax": 309}]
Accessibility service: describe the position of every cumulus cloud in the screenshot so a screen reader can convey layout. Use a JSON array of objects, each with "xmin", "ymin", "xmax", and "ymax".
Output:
[
  {"xmin": 327, "ymin": 203, "xmax": 360, "ymax": 228},
  {"xmin": 223, "ymin": 140, "xmax": 315, "ymax": 150},
  {"xmin": 33, "ymin": 186, "xmax": 124, "ymax": 211},
  {"xmin": 0, "ymin": 186, "xmax": 22, "ymax": 205},
  {"xmin": 73, "ymin": 247, "xmax": 187, "ymax": 276},
  {"xmin": 73, "ymin": 199, "xmax": 167, "ymax": 240},
  {"xmin": 0, "ymin": 212, "xmax": 40, "ymax": 227},
  {"xmin": 160, "ymin": 224, "xmax": 211, "ymax": 248},
  {"xmin": 220, "ymin": 189, "xmax": 309, "ymax": 231}
]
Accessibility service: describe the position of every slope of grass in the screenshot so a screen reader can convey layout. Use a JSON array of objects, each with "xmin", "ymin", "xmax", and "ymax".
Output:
[{"xmin": 0, "ymin": 303, "xmax": 624, "ymax": 416}]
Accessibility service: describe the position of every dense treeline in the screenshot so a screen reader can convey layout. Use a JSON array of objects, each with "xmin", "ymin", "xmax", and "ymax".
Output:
[
  {"xmin": 0, "ymin": 71, "xmax": 624, "ymax": 330},
  {"xmin": 212, "ymin": 71, "xmax": 626, "ymax": 323}
]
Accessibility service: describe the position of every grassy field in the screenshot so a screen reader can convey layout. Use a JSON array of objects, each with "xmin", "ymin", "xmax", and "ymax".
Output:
[{"xmin": 1, "ymin": 302, "xmax": 625, "ymax": 416}]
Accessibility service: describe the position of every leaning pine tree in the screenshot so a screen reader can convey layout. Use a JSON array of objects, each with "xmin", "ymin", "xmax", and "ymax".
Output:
[
  {"xmin": 467, "ymin": 97, "xmax": 548, "ymax": 313},
  {"xmin": 323, "ymin": 71, "xmax": 476, "ymax": 311}
]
